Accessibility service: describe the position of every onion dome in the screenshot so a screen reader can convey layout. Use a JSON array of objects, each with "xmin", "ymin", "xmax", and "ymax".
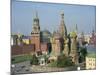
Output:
[{"xmin": 70, "ymin": 31, "xmax": 77, "ymax": 38}]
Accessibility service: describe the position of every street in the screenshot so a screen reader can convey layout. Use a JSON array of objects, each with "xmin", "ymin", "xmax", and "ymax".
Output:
[{"xmin": 11, "ymin": 61, "xmax": 81, "ymax": 74}]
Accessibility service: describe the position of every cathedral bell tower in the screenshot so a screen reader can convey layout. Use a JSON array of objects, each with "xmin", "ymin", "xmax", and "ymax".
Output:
[{"xmin": 30, "ymin": 11, "xmax": 41, "ymax": 52}]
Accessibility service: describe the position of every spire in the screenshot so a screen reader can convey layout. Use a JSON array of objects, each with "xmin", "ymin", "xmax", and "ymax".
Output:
[
  {"xmin": 81, "ymin": 31, "xmax": 84, "ymax": 37},
  {"xmin": 81, "ymin": 31, "xmax": 85, "ymax": 41},
  {"xmin": 31, "ymin": 10, "xmax": 40, "ymax": 34},
  {"xmin": 35, "ymin": 10, "xmax": 38, "ymax": 19},
  {"xmin": 59, "ymin": 11, "xmax": 67, "ymax": 38},
  {"xmin": 75, "ymin": 24, "xmax": 78, "ymax": 34},
  {"xmin": 92, "ymin": 29, "xmax": 95, "ymax": 37},
  {"xmin": 61, "ymin": 10, "xmax": 64, "ymax": 20}
]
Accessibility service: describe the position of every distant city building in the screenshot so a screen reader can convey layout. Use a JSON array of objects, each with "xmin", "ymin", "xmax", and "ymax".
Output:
[
  {"xmin": 78, "ymin": 32, "xmax": 85, "ymax": 46},
  {"xmin": 89, "ymin": 30, "xmax": 96, "ymax": 46},
  {"xmin": 85, "ymin": 45, "xmax": 96, "ymax": 70},
  {"xmin": 78, "ymin": 29, "xmax": 96, "ymax": 46},
  {"xmin": 11, "ymin": 34, "xmax": 23, "ymax": 46},
  {"xmin": 78, "ymin": 32, "xmax": 92, "ymax": 46},
  {"xmin": 84, "ymin": 35, "xmax": 91, "ymax": 44},
  {"xmin": 86, "ymin": 53, "xmax": 96, "ymax": 70},
  {"xmin": 11, "ymin": 34, "xmax": 18, "ymax": 45},
  {"xmin": 22, "ymin": 36, "xmax": 30, "ymax": 45}
]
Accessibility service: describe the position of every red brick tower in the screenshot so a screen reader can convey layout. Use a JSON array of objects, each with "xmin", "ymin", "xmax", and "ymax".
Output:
[{"xmin": 30, "ymin": 11, "xmax": 41, "ymax": 52}]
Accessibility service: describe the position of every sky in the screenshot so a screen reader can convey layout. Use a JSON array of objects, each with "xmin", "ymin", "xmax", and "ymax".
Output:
[{"xmin": 11, "ymin": 0, "xmax": 96, "ymax": 35}]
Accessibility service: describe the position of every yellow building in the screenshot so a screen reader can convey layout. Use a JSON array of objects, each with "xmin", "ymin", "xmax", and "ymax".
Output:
[
  {"xmin": 86, "ymin": 53, "xmax": 96, "ymax": 70},
  {"xmin": 22, "ymin": 36, "xmax": 30, "ymax": 44}
]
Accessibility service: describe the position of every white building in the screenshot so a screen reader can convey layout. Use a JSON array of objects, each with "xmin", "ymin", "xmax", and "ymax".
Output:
[{"xmin": 86, "ymin": 53, "xmax": 96, "ymax": 70}]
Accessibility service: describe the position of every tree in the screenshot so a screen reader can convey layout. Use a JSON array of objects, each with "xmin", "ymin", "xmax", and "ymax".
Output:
[
  {"xmin": 57, "ymin": 54, "xmax": 74, "ymax": 67},
  {"xmin": 30, "ymin": 54, "xmax": 39, "ymax": 65},
  {"xmin": 79, "ymin": 47, "xmax": 87, "ymax": 62},
  {"xmin": 48, "ymin": 54, "xmax": 74, "ymax": 67}
]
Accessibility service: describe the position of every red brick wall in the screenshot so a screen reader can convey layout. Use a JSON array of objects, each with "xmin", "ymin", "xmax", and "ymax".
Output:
[
  {"xmin": 41, "ymin": 43, "xmax": 48, "ymax": 52},
  {"xmin": 11, "ymin": 44, "xmax": 35, "ymax": 55},
  {"xmin": 30, "ymin": 35, "xmax": 40, "ymax": 51}
]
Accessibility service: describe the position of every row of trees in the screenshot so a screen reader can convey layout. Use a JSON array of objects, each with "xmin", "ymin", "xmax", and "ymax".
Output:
[
  {"xmin": 30, "ymin": 54, "xmax": 39, "ymax": 65},
  {"xmin": 78, "ymin": 46, "xmax": 87, "ymax": 63}
]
